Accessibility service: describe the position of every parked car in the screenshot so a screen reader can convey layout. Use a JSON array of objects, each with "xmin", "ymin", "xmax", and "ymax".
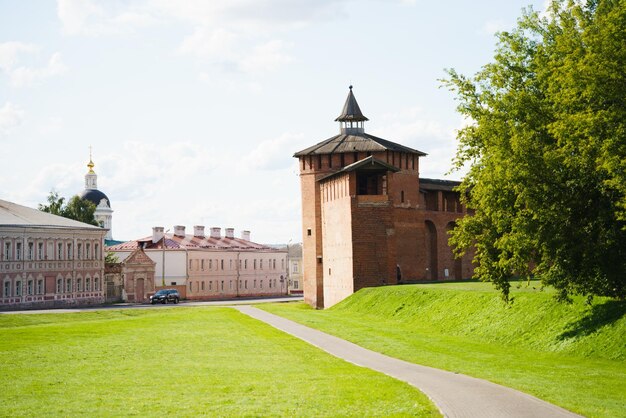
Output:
[{"xmin": 150, "ymin": 289, "xmax": 180, "ymax": 304}]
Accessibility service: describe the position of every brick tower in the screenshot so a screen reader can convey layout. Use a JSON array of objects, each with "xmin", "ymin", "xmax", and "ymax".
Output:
[{"xmin": 294, "ymin": 87, "xmax": 425, "ymax": 307}]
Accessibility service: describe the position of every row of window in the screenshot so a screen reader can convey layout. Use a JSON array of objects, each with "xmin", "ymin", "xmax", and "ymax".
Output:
[
  {"xmin": 1, "ymin": 240, "xmax": 101, "ymax": 262},
  {"xmin": 2, "ymin": 276, "xmax": 100, "ymax": 298},
  {"xmin": 189, "ymin": 258, "xmax": 286, "ymax": 272},
  {"xmin": 188, "ymin": 278, "xmax": 280, "ymax": 293}
]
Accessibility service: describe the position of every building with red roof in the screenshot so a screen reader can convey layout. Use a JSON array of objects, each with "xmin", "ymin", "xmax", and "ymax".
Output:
[{"xmin": 107, "ymin": 225, "xmax": 288, "ymax": 299}]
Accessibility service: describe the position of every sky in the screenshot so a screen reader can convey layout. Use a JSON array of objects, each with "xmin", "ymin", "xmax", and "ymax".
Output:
[{"xmin": 0, "ymin": 0, "xmax": 545, "ymax": 244}]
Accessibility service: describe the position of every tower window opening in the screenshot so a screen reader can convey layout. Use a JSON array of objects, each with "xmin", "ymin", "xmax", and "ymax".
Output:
[
  {"xmin": 401, "ymin": 190, "xmax": 405, "ymax": 203},
  {"xmin": 340, "ymin": 153, "xmax": 345, "ymax": 167},
  {"xmin": 357, "ymin": 172, "xmax": 385, "ymax": 195}
]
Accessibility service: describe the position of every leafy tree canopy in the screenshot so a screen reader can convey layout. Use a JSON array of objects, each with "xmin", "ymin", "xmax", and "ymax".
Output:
[
  {"xmin": 39, "ymin": 191, "xmax": 99, "ymax": 227},
  {"xmin": 444, "ymin": 0, "xmax": 626, "ymax": 302},
  {"xmin": 105, "ymin": 252, "xmax": 120, "ymax": 264}
]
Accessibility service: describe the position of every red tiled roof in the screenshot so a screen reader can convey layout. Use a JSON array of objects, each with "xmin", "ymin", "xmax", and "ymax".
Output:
[{"xmin": 106, "ymin": 234, "xmax": 276, "ymax": 252}]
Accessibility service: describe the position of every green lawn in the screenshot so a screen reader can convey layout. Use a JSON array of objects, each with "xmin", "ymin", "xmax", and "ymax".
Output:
[
  {"xmin": 261, "ymin": 283, "xmax": 626, "ymax": 418},
  {"xmin": 0, "ymin": 307, "xmax": 439, "ymax": 417}
]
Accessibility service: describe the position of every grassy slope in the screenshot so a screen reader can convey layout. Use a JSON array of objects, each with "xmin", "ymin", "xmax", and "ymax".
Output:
[
  {"xmin": 261, "ymin": 283, "xmax": 626, "ymax": 418},
  {"xmin": 0, "ymin": 307, "xmax": 439, "ymax": 417}
]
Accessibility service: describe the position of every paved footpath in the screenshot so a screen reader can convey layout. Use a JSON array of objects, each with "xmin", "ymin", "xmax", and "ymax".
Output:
[{"xmin": 235, "ymin": 305, "xmax": 582, "ymax": 418}]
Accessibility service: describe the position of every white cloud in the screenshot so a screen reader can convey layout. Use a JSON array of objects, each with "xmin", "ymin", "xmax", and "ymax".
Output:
[
  {"xmin": 482, "ymin": 20, "xmax": 509, "ymax": 35},
  {"xmin": 57, "ymin": 0, "xmax": 158, "ymax": 36},
  {"xmin": 0, "ymin": 42, "xmax": 67, "ymax": 87},
  {"xmin": 56, "ymin": 0, "xmax": 347, "ymax": 75},
  {"xmin": 0, "ymin": 102, "xmax": 25, "ymax": 138},
  {"xmin": 240, "ymin": 40, "xmax": 293, "ymax": 73},
  {"xmin": 374, "ymin": 106, "xmax": 465, "ymax": 179},
  {"xmin": 9, "ymin": 52, "xmax": 68, "ymax": 87},
  {"xmin": 0, "ymin": 42, "xmax": 38, "ymax": 72},
  {"xmin": 242, "ymin": 132, "xmax": 306, "ymax": 171},
  {"xmin": 178, "ymin": 27, "xmax": 239, "ymax": 60}
]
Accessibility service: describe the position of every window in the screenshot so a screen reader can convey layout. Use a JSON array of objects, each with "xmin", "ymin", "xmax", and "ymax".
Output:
[
  {"xmin": 254, "ymin": 259, "xmax": 257, "ymax": 270},
  {"xmin": 66, "ymin": 279, "xmax": 72, "ymax": 293},
  {"xmin": 307, "ymin": 229, "xmax": 312, "ymax": 236},
  {"xmin": 292, "ymin": 262, "xmax": 299, "ymax": 273},
  {"xmin": 221, "ymin": 281, "xmax": 224, "ymax": 291},
  {"xmin": 260, "ymin": 280, "xmax": 263, "ymax": 288},
  {"xmin": 94, "ymin": 278, "xmax": 99, "ymax": 291},
  {"xmin": 189, "ymin": 281, "xmax": 192, "ymax": 291},
  {"xmin": 293, "ymin": 280, "xmax": 299, "ymax": 290},
  {"xmin": 86, "ymin": 278, "xmax": 91, "ymax": 291},
  {"xmin": 201, "ymin": 281, "xmax": 205, "ymax": 290},
  {"xmin": 229, "ymin": 260, "xmax": 233, "ymax": 270},
  {"xmin": 77, "ymin": 278, "xmax": 82, "ymax": 292},
  {"xmin": 201, "ymin": 259, "xmax": 204, "ymax": 271},
  {"xmin": 244, "ymin": 280, "xmax": 248, "ymax": 289},
  {"xmin": 221, "ymin": 260, "xmax": 224, "ymax": 270},
  {"xmin": 269, "ymin": 279, "xmax": 272, "ymax": 289},
  {"xmin": 15, "ymin": 281, "xmax": 22, "ymax": 296},
  {"xmin": 209, "ymin": 259, "xmax": 212, "ymax": 269},
  {"xmin": 77, "ymin": 243, "xmax": 82, "ymax": 260},
  {"xmin": 38, "ymin": 242, "xmax": 44, "ymax": 260},
  {"xmin": 401, "ymin": 190, "xmax": 405, "ymax": 203},
  {"xmin": 260, "ymin": 259, "xmax": 263, "ymax": 270},
  {"xmin": 94, "ymin": 244, "xmax": 99, "ymax": 259},
  {"xmin": 254, "ymin": 280, "xmax": 257, "ymax": 288},
  {"xmin": 57, "ymin": 279, "xmax": 63, "ymax": 293},
  {"xmin": 16, "ymin": 243, "xmax": 21, "ymax": 261},
  {"xmin": 67, "ymin": 243, "xmax": 73, "ymax": 259},
  {"xmin": 58, "ymin": 243, "xmax": 63, "ymax": 260},
  {"xmin": 244, "ymin": 260, "xmax": 248, "ymax": 269},
  {"xmin": 189, "ymin": 260, "xmax": 192, "ymax": 270},
  {"xmin": 28, "ymin": 242, "xmax": 34, "ymax": 260},
  {"xmin": 4, "ymin": 242, "xmax": 10, "ymax": 260},
  {"xmin": 209, "ymin": 281, "xmax": 212, "ymax": 290},
  {"xmin": 230, "ymin": 280, "xmax": 233, "ymax": 290},
  {"xmin": 273, "ymin": 259, "xmax": 276, "ymax": 269},
  {"xmin": 37, "ymin": 280, "xmax": 43, "ymax": 294},
  {"xmin": 86, "ymin": 243, "xmax": 91, "ymax": 259},
  {"xmin": 4, "ymin": 281, "xmax": 10, "ymax": 297}
]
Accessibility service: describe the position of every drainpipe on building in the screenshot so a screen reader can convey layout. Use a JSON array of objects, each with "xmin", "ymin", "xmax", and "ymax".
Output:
[
  {"xmin": 161, "ymin": 229, "xmax": 169, "ymax": 287},
  {"xmin": 236, "ymin": 251, "xmax": 240, "ymax": 297}
]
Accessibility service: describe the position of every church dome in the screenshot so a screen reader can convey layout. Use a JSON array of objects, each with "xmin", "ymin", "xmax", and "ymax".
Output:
[{"xmin": 80, "ymin": 189, "xmax": 111, "ymax": 208}]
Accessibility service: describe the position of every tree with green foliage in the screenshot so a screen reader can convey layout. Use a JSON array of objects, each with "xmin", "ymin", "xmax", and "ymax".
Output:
[
  {"xmin": 443, "ymin": 0, "xmax": 626, "ymax": 302},
  {"xmin": 39, "ymin": 190, "xmax": 99, "ymax": 227},
  {"xmin": 105, "ymin": 252, "xmax": 120, "ymax": 264}
]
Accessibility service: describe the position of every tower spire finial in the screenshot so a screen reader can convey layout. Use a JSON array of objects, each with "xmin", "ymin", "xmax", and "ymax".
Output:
[{"xmin": 87, "ymin": 146, "xmax": 95, "ymax": 174}]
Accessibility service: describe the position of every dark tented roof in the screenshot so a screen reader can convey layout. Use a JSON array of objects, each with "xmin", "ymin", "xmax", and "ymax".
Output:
[
  {"xmin": 335, "ymin": 86, "xmax": 369, "ymax": 122},
  {"xmin": 293, "ymin": 132, "xmax": 427, "ymax": 157}
]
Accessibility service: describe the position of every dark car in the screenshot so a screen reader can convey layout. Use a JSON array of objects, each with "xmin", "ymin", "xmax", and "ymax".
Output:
[{"xmin": 150, "ymin": 289, "xmax": 180, "ymax": 304}]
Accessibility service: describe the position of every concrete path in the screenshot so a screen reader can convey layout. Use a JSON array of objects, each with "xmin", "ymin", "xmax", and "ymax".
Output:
[{"xmin": 235, "ymin": 305, "xmax": 581, "ymax": 418}]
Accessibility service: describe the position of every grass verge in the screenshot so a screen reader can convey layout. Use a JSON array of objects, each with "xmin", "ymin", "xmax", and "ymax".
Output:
[
  {"xmin": 0, "ymin": 307, "xmax": 439, "ymax": 417},
  {"xmin": 260, "ymin": 283, "xmax": 626, "ymax": 418}
]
